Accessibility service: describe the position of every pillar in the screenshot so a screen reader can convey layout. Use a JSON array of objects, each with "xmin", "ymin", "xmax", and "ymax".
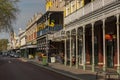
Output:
[
  {"xmin": 46, "ymin": 37, "xmax": 48, "ymax": 62},
  {"xmin": 103, "ymin": 19, "xmax": 106, "ymax": 71},
  {"xmin": 76, "ymin": 28, "xmax": 79, "ymax": 69},
  {"xmin": 116, "ymin": 14, "xmax": 120, "ymax": 73},
  {"xmin": 64, "ymin": 34, "xmax": 67, "ymax": 66},
  {"xmin": 83, "ymin": 26, "xmax": 86, "ymax": 70},
  {"xmin": 70, "ymin": 31, "xmax": 72, "ymax": 67}
]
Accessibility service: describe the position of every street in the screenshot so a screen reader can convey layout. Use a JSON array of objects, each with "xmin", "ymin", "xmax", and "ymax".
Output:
[{"xmin": 0, "ymin": 56, "xmax": 75, "ymax": 80}]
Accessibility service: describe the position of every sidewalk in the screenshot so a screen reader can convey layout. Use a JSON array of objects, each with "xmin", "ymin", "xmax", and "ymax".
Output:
[
  {"xmin": 48, "ymin": 63, "xmax": 96, "ymax": 80},
  {"xmin": 25, "ymin": 59, "xmax": 97, "ymax": 80}
]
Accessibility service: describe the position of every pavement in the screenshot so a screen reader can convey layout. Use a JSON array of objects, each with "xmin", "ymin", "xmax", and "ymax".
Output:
[
  {"xmin": 19, "ymin": 58, "xmax": 120, "ymax": 80},
  {"xmin": 20, "ymin": 58, "xmax": 97, "ymax": 80}
]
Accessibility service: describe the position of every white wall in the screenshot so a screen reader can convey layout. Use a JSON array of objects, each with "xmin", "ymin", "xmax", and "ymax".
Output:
[{"xmin": 21, "ymin": 37, "xmax": 26, "ymax": 46}]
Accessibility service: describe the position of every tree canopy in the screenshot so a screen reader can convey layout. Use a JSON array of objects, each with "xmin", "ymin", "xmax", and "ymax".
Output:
[
  {"xmin": 0, "ymin": 0, "xmax": 19, "ymax": 33},
  {"xmin": 0, "ymin": 39, "xmax": 8, "ymax": 51}
]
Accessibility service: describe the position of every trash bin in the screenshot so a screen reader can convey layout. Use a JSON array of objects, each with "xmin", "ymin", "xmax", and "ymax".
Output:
[{"xmin": 42, "ymin": 56, "xmax": 48, "ymax": 66}]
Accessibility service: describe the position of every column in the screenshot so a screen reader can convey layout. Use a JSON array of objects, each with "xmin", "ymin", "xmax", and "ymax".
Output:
[
  {"xmin": 46, "ymin": 35, "xmax": 48, "ymax": 64},
  {"xmin": 70, "ymin": 31, "xmax": 72, "ymax": 67},
  {"xmin": 83, "ymin": 26, "xmax": 86, "ymax": 70},
  {"xmin": 116, "ymin": 14, "xmax": 120, "ymax": 73},
  {"xmin": 76, "ymin": 28, "xmax": 79, "ymax": 69},
  {"xmin": 103, "ymin": 19, "xmax": 106, "ymax": 71},
  {"xmin": 92, "ymin": 22, "xmax": 95, "ymax": 72},
  {"xmin": 64, "ymin": 35, "xmax": 67, "ymax": 66}
]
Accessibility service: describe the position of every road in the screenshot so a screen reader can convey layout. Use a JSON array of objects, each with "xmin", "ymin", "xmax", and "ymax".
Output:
[{"xmin": 0, "ymin": 56, "xmax": 75, "ymax": 80}]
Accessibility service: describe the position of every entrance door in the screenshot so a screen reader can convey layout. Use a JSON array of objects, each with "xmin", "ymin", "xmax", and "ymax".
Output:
[{"xmin": 106, "ymin": 40, "xmax": 114, "ymax": 68}]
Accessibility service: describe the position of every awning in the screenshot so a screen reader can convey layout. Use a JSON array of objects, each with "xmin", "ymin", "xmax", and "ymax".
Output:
[{"xmin": 20, "ymin": 45, "xmax": 37, "ymax": 49}]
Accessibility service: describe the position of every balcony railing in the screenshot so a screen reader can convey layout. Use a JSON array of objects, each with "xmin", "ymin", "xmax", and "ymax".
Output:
[
  {"xmin": 37, "ymin": 24, "xmax": 63, "ymax": 37},
  {"xmin": 64, "ymin": 0, "xmax": 117, "ymax": 25}
]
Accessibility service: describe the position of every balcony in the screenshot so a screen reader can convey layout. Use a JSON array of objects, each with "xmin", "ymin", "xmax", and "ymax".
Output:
[
  {"xmin": 37, "ymin": 24, "xmax": 63, "ymax": 37},
  {"xmin": 64, "ymin": 0, "xmax": 116, "ymax": 25}
]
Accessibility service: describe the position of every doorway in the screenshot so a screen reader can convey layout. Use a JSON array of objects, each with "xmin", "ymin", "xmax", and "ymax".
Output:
[{"xmin": 106, "ymin": 39, "xmax": 114, "ymax": 68}]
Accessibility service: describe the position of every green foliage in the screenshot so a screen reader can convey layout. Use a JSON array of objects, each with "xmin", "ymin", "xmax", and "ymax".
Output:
[
  {"xmin": 0, "ymin": 0, "xmax": 19, "ymax": 33},
  {"xmin": 0, "ymin": 39, "xmax": 8, "ymax": 51}
]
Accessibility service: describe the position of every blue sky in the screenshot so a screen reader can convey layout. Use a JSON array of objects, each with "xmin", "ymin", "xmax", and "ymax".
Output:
[{"xmin": 0, "ymin": 0, "xmax": 46, "ymax": 39}]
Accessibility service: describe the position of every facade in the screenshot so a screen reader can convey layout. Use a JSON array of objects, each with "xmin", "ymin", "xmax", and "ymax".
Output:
[
  {"xmin": 9, "ymin": 32, "xmax": 20, "ymax": 53},
  {"xmin": 37, "ymin": 0, "xmax": 64, "ymax": 62},
  {"xmin": 10, "ymin": 32, "xmax": 17, "ymax": 49},
  {"xmin": 19, "ymin": 28, "xmax": 26, "ymax": 47},
  {"xmin": 9, "ymin": 32, "xmax": 14, "ymax": 50},
  {"xmin": 53, "ymin": 0, "xmax": 120, "ymax": 73},
  {"xmin": 46, "ymin": 0, "xmax": 64, "ymax": 11},
  {"xmin": 18, "ymin": 28, "xmax": 26, "ymax": 57},
  {"xmin": 37, "ymin": 11, "xmax": 64, "ymax": 62},
  {"xmin": 25, "ymin": 13, "xmax": 42, "ymax": 58}
]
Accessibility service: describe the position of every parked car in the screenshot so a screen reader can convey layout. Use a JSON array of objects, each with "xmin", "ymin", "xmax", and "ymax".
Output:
[
  {"xmin": 2, "ymin": 52, "xmax": 8, "ymax": 56},
  {"xmin": 9, "ymin": 53, "xmax": 15, "ymax": 57},
  {"xmin": 14, "ymin": 54, "xmax": 20, "ymax": 58}
]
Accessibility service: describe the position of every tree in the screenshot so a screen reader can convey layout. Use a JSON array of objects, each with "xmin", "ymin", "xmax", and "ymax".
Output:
[
  {"xmin": 0, "ymin": 0, "xmax": 19, "ymax": 34},
  {"xmin": 0, "ymin": 39, "xmax": 8, "ymax": 51}
]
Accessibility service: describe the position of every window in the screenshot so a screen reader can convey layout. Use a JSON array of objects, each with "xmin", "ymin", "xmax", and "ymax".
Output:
[
  {"xmin": 66, "ymin": 7, "xmax": 70, "ymax": 16},
  {"xmin": 34, "ymin": 32, "xmax": 36, "ymax": 39},
  {"xmin": 73, "ymin": 4, "xmax": 75, "ymax": 11},
  {"xmin": 77, "ymin": 0, "xmax": 81, "ymax": 9},
  {"xmin": 84, "ymin": 0, "xmax": 91, "ymax": 5}
]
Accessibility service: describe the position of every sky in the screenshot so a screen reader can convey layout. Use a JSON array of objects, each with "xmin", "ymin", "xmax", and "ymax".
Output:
[{"xmin": 0, "ymin": 0, "xmax": 46, "ymax": 40}]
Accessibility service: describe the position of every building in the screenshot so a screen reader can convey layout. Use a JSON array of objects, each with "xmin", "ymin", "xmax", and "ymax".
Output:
[
  {"xmin": 18, "ymin": 28, "xmax": 26, "ymax": 57},
  {"xmin": 25, "ymin": 13, "xmax": 42, "ymax": 59},
  {"xmin": 52, "ymin": 0, "xmax": 120, "ymax": 73},
  {"xmin": 46, "ymin": 0, "xmax": 64, "ymax": 11},
  {"xmin": 9, "ymin": 31, "xmax": 20, "ymax": 53},
  {"xmin": 37, "ymin": 0, "xmax": 64, "ymax": 62}
]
